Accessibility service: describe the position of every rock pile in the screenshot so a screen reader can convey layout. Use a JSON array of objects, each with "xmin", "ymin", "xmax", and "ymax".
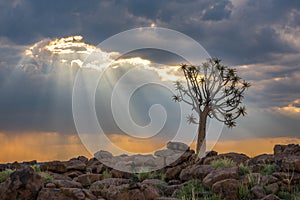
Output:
[{"xmin": 0, "ymin": 143, "xmax": 299, "ymax": 200}]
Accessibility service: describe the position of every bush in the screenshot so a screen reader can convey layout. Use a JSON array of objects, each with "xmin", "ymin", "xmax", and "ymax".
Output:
[
  {"xmin": 137, "ymin": 171, "xmax": 165, "ymax": 182},
  {"xmin": 259, "ymin": 164, "xmax": 276, "ymax": 175},
  {"xmin": 211, "ymin": 158, "xmax": 236, "ymax": 168},
  {"xmin": 31, "ymin": 164, "xmax": 41, "ymax": 173},
  {"xmin": 0, "ymin": 169, "xmax": 14, "ymax": 183},
  {"xmin": 177, "ymin": 179, "xmax": 221, "ymax": 200},
  {"xmin": 102, "ymin": 169, "xmax": 112, "ymax": 179},
  {"xmin": 238, "ymin": 184, "xmax": 252, "ymax": 200},
  {"xmin": 247, "ymin": 173, "xmax": 261, "ymax": 188},
  {"xmin": 239, "ymin": 164, "xmax": 252, "ymax": 176},
  {"xmin": 40, "ymin": 171, "xmax": 53, "ymax": 185},
  {"xmin": 278, "ymin": 186, "xmax": 300, "ymax": 200}
]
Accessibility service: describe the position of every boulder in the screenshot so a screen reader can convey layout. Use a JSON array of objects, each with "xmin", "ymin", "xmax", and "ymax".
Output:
[
  {"xmin": 37, "ymin": 188, "xmax": 97, "ymax": 200},
  {"xmin": 274, "ymin": 144, "xmax": 300, "ymax": 156},
  {"xmin": 77, "ymin": 156, "xmax": 89, "ymax": 164},
  {"xmin": 203, "ymin": 152, "xmax": 249, "ymax": 165},
  {"xmin": 281, "ymin": 155, "xmax": 300, "ymax": 172},
  {"xmin": 264, "ymin": 182, "xmax": 279, "ymax": 194},
  {"xmin": 261, "ymin": 194, "xmax": 281, "ymax": 200},
  {"xmin": 247, "ymin": 154, "xmax": 274, "ymax": 165},
  {"xmin": 64, "ymin": 170, "xmax": 83, "ymax": 178},
  {"xmin": 167, "ymin": 141, "xmax": 189, "ymax": 151},
  {"xmin": 52, "ymin": 179, "xmax": 82, "ymax": 188},
  {"xmin": 22, "ymin": 160, "xmax": 37, "ymax": 166},
  {"xmin": 40, "ymin": 161, "xmax": 67, "ymax": 173},
  {"xmin": 111, "ymin": 169, "xmax": 132, "ymax": 179},
  {"xmin": 90, "ymin": 178, "xmax": 131, "ymax": 190},
  {"xmin": 179, "ymin": 164, "xmax": 215, "ymax": 181},
  {"xmin": 37, "ymin": 188, "xmax": 70, "ymax": 200},
  {"xmin": 260, "ymin": 175, "xmax": 278, "ymax": 186},
  {"xmin": 0, "ymin": 167, "xmax": 44, "ymax": 200},
  {"xmin": 212, "ymin": 179, "xmax": 239, "ymax": 200},
  {"xmin": 141, "ymin": 179, "xmax": 167, "ymax": 187},
  {"xmin": 65, "ymin": 159, "xmax": 86, "ymax": 171},
  {"xmin": 94, "ymin": 150, "xmax": 113, "ymax": 160},
  {"xmin": 165, "ymin": 165, "xmax": 183, "ymax": 181},
  {"xmin": 203, "ymin": 166, "xmax": 239, "ymax": 188},
  {"xmin": 77, "ymin": 174, "xmax": 101, "ymax": 187},
  {"xmin": 48, "ymin": 172, "xmax": 72, "ymax": 181},
  {"xmin": 142, "ymin": 185, "xmax": 160, "ymax": 200},
  {"xmin": 251, "ymin": 185, "xmax": 266, "ymax": 199},
  {"xmin": 272, "ymin": 172, "xmax": 300, "ymax": 184}
]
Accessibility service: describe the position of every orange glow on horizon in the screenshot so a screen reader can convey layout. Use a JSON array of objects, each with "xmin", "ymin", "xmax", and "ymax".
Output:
[{"xmin": 0, "ymin": 132, "xmax": 299, "ymax": 163}]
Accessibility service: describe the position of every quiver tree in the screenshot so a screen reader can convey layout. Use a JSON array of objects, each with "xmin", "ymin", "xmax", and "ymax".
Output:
[{"xmin": 172, "ymin": 58, "xmax": 250, "ymax": 157}]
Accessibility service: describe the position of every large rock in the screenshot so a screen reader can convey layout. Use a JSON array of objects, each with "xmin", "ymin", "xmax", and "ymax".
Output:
[
  {"xmin": 203, "ymin": 166, "xmax": 239, "ymax": 188},
  {"xmin": 247, "ymin": 154, "xmax": 274, "ymax": 165},
  {"xmin": 40, "ymin": 161, "xmax": 67, "ymax": 173},
  {"xmin": 264, "ymin": 182, "xmax": 279, "ymax": 194},
  {"xmin": 37, "ymin": 188, "xmax": 97, "ymax": 200},
  {"xmin": 65, "ymin": 159, "xmax": 86, "ymax": 171},
  {"xmin": 179, "ymin": 165, "xmax": 215, "ymax": 181},
  {"xmin": 261, "ymin": 194, "xmax": 281, "ymax": 200},
  {"xmin": 281, "ymin": 155, "xmax": 300, "ymax": 172},
  {"xmin": 37, "ymin": 188, "xmax": 70, "ymax": 200},
  {"xmin": 274, "ymin": 144, "xmax": 300, "ymax": 156},
  {"xmin": 77, "ymin": 174, "xmax": 101, "ymax": 187},
  {"xmin": 272, "ymin": 172, "xmax": 300, "ymax": 184},
  {"xmin": 142, "ymin": 185, "xmax": 160, "ymax": 200},
  {"xmin": 212, "ymin": 179, "xmax": 239, "ymax": 200},
  {"xmin": 165, "ymin": 165, "xmax": 184, "ymax": 181},
  {"xmin": 94, "ymin": 150, "xmax": 113, "ymax": 160},
  {"xmin": 48, "ymin": 172, "xmax": 72, "ymax": 181},
  {"xmin": 141, "ymin": 179, "xmax": 167, "ymax": 187},
  {"xmin": 274, "ymin": 144, "xmax": 300, "ymax": 169},
  {"xmin": 167, "ymin": 141, "xmax": 189, "ymax": 151},
  {"xmin": 52, "ymin": 179, "xmax": 82, "ymax": 188},
  {"xmin": 0, "ymin": 167, "xmax": 44, "ymax": 200},
  {"xmin": 90, "ymin": 178, "xmax": 131, "ymax": 191},
  {"xmin": 251, "ymin": 185, "xmax": 266, "ymax": 199},
  {"xmin": 203, "ymin": 152, "xmax": 249, "ymax": 165}
]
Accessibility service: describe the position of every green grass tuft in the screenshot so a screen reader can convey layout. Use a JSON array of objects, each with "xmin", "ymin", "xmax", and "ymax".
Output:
[
  {"xmin": 238, "ymin": 184, "xmax": 252, "ymax": 200},
  {"xmin": 259, "ymin": 164, "xmax": 276, "ymax": 175},
  {"xmin": 0, "ymin": 169, "xmax": 14, "ymax": 183},
  {"xmin": 177, "ymin": 179, "xmax": 221, "ymax": 200},
  {"xmin": 102, "ymin": 169, "xmax": 112, "ymax": 179},
  {"xmin": 211, "ymin": 158, "xmax": 236, "ymax": 168},
  {"xmin": 238, "ymin": 164, "xmax": 252, "ymax": 176}
]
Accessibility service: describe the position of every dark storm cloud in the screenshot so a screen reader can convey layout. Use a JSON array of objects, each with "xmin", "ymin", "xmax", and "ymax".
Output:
[
  {"xmin": 0, "ymin": 0, "xmax": 300, "ymax": 139},
  {"xmin": 1, "ymin": 0, "xmax": 298, "ymax": 65}
]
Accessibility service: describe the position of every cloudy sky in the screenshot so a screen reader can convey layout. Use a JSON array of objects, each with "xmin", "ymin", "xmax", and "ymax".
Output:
[{"xmin": 0, "ymin": 0, "xmax": 300, "ymax": 162}]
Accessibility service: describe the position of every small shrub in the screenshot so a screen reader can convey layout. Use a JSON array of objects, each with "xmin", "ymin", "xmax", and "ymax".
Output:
[
  {"xmin": 247, "ymin": 173, "xmax": 261, "ymax": 188},
  {"xmin": 39, "ymin": 172, "xmax": 53, "ymax": 185},
  {"xmin": 278, "ymin": 186, "xmax": 300, "ymax": 200},
  {"xmin": 137, "ymin": 171, "xmax": 165, "ymax": 182},
  {"xmin": 102, "ymin": 169, "xmax": 112, "ymax": 179},
  {"xmin": 238, "ymin": 184, "xmax": 252, "ymax": 200},
  {"xmin": 211, "ymin": 158, "xmax": 236, "ymax": 168},
  {"xmin": 0, "ymin": 169, "xmax": 14, "ymax": 183},
  {"xmin": 259, "ymin": 164, "xmax": 276, "ymax": 175},
  {"xmin": 239, "ymin": 164, "xmax": 252, "ymax": 176},
  {"xmin": 177, "ymin": 179, "xmax": 221, "ymax": 200},
  {"xmin": 31, "ymin": 164, "xmax": 41, "ymax": 173}
]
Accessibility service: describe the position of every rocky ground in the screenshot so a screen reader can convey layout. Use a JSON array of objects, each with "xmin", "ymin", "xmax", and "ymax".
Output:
[{"xmin": 0, "ymin": 143, "xmax": 300, "ymax": 200}]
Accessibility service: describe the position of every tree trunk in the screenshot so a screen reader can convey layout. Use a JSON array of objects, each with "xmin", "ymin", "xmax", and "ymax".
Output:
[{"xmin": 196, "ymin": 109, "xmax": 208, "ymax": 158}]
